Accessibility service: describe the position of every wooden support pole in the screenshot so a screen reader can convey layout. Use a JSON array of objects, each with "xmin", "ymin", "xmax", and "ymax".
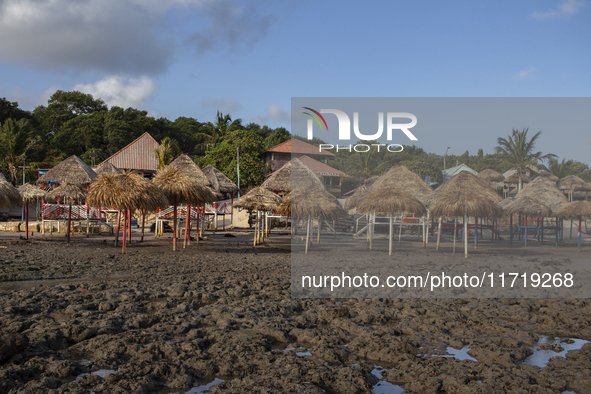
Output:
[
  {"xmin": 464, "ymin": 213, "xmax": 468, "ymax": 258},
  {"xmin": 436, "ymin": 216, "xmax": 442, "ymax": 251}
]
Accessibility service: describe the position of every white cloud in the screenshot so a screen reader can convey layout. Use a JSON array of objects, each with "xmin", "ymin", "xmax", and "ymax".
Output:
[
  {"xmin": 252, "ymin": 103, "xmax": 290, "ymax": 125},
  {"xmin": 0, "ymin": 85, "xmax": 60, "ymax": 110},
  {"xmin": 0, "ymin": 0, "xmax": 280, "ymax": 74},
  {"xmin": 73, "ymin": 76, "xmax": 157, "ymax": 108},
  {"xmin": 202, "ymin": 98, "xmax": 243, "ymax": 113},
  {"xmin": 531, "ymin": 0, "xmax": 586, "ymax": 20},
  {"xmin": 514, "ymin": 67, "xmax": 536, "ymax": 79}
]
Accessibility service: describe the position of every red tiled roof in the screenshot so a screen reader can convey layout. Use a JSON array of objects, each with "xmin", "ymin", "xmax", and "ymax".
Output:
[
  {"xmin": 266, "ymin": 139, "xmax": 335, "ymax": 157},
  {"xmin": 100, "ymin": 132, "xmax": 161, "ymax": 172},
  {"xmin": 299, "ymin": 155, "xmax": 349, "ymax": 177}
]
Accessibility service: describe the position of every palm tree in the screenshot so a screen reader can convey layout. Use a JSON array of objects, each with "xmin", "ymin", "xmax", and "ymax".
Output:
[
  {"xmin": 154, "ymin": 137, "xmax": 180, "ymax": 170},
  {"xmin": 0, "ymin": 118, "xmax": 28, "ymax": 183},
  {"xmin": 203, "ymin": 112, "xmax": 242, "ymax": 148},
  {"xmin": 495, "ymin": 128, "xmax": 555, "ymax": 192},
  {"xmin": 540, "ymin": 158, "xmax": 575, "ymax": 179}
]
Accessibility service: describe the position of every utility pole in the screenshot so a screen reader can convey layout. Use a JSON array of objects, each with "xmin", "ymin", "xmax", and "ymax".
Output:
[
  {"xmin": 236, "ymin": 143, "xmax": 240, "ymax": 198},
  {"xmin": 20, "ymin": 158, "xmax": 30, "ymax": 222},
  {"xmin": 443, "ymin": 147, "xmax": 450, "ymax": 181}
]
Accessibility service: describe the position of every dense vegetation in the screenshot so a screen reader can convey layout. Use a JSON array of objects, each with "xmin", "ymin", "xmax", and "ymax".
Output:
[{"xmin": 1, "ymin": 91, "xmax": 590, "ymax": 192}]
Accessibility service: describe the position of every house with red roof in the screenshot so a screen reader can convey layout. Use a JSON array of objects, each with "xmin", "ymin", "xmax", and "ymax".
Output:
[{"xmin": 264, "ymin": 139, "xmax": 348, "ymax": 196}]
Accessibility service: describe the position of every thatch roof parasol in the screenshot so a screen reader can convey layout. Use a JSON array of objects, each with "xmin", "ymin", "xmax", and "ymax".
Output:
[
  {"xmin": 0, "ymin": 180, "xmax": 23, "ymax": 208},
  {"xmin": 18, "ymin": 183, "xmax": 47, "ymax": 203},
  {"xmin": 504, "ymin": 172, "xmax": 531, "ymax": 185},
  {"xmin": 498, "ymin": 197, "xmax": 515, "ymax": 210},
  {"xmin": 576, "ymin": 182, "xmax": 591, "ymax": 192},
  {"xmin": 276, "ymin": 194, "xmax": 291, "ymax": 217},
  {"xmin": 557, "ymin": 201, "xmax": 591, "ymax": 220},
  {"xmin": 45, "ymin": 183, "xmax": 86, "ymax": 205},
  {"xmin": 261, "ymin": 158, "xmax": 325, "ymax": 194},
  {"xmin": 202, "ymin": 165, "xmax": 238, "ymax": 195},
  {"xmin": 478, "ymin": 169, "xmax": 504, "ymax": 183},
  {"xmin": 153, "ymin": 165, "xmax": 216, "ymax": 205},
  {"xmin": 170, "ymin": 154, "xmax": 211, "ymax": 187},
  {"xmin": 37, "ymin": 155, "xmax": 98, "ymax": 186},
  {"xmin": 88, "ymin": 173, "xmax": 168, "ymax": 212},
  {"xmin": 234, "ymin": 187, "xmax": 281, "ymax": 211},
  {"xmin": 502, "ymin": 196, "xmax": 552, "ymax": 217},
  {"xmin": 537, "ymin": 171, "xmax": 559, "ymax": 182},
  {"xmin": 558, "ymin": 175, "xmax": 585, "ymax": 189},
  {"xmin": 514, "ymin": 176, "xmax": 568, "ymax": 214},
  {"xmin": 344, "ymin": 176, "xmax": 378, "ymax": 211},
  {"xmin": 356, "ymin": 186, "xmax": 426, "ymax": 216},
  {"xmin": 95, "ymin": 161, "xmax": 121, "ymax": 175},
  {"xmin": 430, "ymin": 172, "xmax": 503, "ymax": 218},
  {"xmin": 291, "ymin": 188, "xmax": 346, "ymax": 221}
]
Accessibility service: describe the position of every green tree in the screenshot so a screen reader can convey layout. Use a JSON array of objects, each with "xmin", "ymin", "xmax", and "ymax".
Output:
[
  {"xmin": 540, "ymin": 158, "xmax": 575, "ymax": 179},
  {"xmin": 198, "ymin": 129, "xmax": 266, "ymax": 188},
  {"xmin": 201, "ymin": 112, "xmax": 243, "ymax": 149},
  {"xmin": 495, "ymin": 128, "xmax": 555, "ymax": 192},
  {"xmin": 0, "ymin": 98, "xmax": 30, "ymax": 124},
  {"xmin": 0, "ymin": 118, "xmax": 29, "ymax": 183}
]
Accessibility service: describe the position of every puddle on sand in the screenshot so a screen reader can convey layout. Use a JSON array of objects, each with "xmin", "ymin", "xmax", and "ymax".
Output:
[
  {"xmin": 371, "ymin": 365, "xmax": 405, "ymax": 394},
  {"xmin": 283, "ymin": 344, "xmax": 312, "ymax": 356},
  {"xmin": 523, "ymin": 336, "xmax": 589, "ymax": 368},
  {"xmin": 73, "ymin": 369, "xmax": 118, "ymax": 382},
  {"xmin": 419, "ymin": 346, "xmax": 477, "ymax": 362}
]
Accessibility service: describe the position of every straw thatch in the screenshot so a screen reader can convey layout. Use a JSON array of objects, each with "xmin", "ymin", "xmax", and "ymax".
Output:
[
  {"xmin": 478, "ymin": 169, "xmax": 504, "ymax": 183},
  {"xmin": 429, "ymin": 171, "xmax": 501, "ymax": 208},
  {"xmin": 537, "ymin": 171, "xmax": 559, "ymax": 182},
  {"xmin": 18, "ymin": 183, "xmax": 47, "ymax": 203},
  {"xmin": 498, "ymin": 197, "xmax": 515, "ymax": 210},
  {"xmin": 557, "ymin": 200, "xmax": 591, "ymax": 220},
  {"xmin": 261, "ymin": 158, "xmax": 325, "ymax": 194},
  {"xmin": 558, "ymin": 175, "xmax": 585, "ymax": 189},
  {"xmin": 153, "ymin": 165, "xmax": 216, "ymax": 205},
  {"xmin": 0, "ymin": 180, "xmax": 23, "ymax": 208},
  {"xmin": 88, "ymin": 172, "xmax": 168, "ymax": 212},
  {"xmin": 430, "ymin": 172, "xmax": 503, "ymax": 218},
  {"xmin": 356, "ymin": 186, "xmax": 426, "ymax": 216},
  {"xmin": 95, "ymin": 161, "xmax": 121, "ymax": 175},
  {"xmin": 37, "ymin": 155, "xmax": 98, "ymax": 186},
  {"xmin": 576, "ymin": 182, "xmax": 591, "ymax": 192},
  {"xmin": 504, "ymin": 172, "xmax": 531, "ymax": 185},
  {"xmin": 234, "ymin": 187, "xmax": 281, "ymax": 211},
  {"xmin": 291, "ymin": 188, "xmax": 346, "ymax": 221},
  {"xmin": 170, "ymin": 154, "xmax": 211, "ymax": 187},
  {"xmin": 514, "ymin": 176, "xmax": 568, "ymax": 214},
  {"xmin": 502, "ymin": 196, "xmax": 552, "ymax": 217},
  {"xmin": 45, "ymin": 183, "xmax": 86, "ymax": 205},
  {"xmin": 202, "ymin": 165, "xmax": 238, "ymax": 194},
  {"xmin": 344, "ymin": 176, "xmax": 378, "ymax": 211},
  {"xmin": 276, "ymin": 194, "xmax": 291, "ymax": 217}
]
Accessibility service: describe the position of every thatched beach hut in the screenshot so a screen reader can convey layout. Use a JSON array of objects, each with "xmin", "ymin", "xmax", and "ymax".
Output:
[
  {"xmin": 356, "ymin": 186, "xmax": 425, "ymax": 255},
  {"xmin": 0, "ymin": 180, "xmax": 23, "ymax": 209},
  {"xmin": 261, "ymin": 157, "xmax": 325, "ymax": 194},
  {"xmin": 153, "ymin": 164, "xmax": 215, "ymax": 251},
  {"xmin": 95, "ymin": 161, "xmax": 121, "ymax": 175},
  {"xmin": 503, "ymin": 196, "xmax": 552, "ymax": 248},
  {"xmin": 343, "ymin": 176, "xmax": 378, "ymax": 212},
  {"xmin": 45, "ymin": 183, "xmax": 86, "ymax": 243},
  {"xmin": 202, "ymin": 165, "xmax": 238, "ymax": 197},
  {"xmin": 37, "ymin": 155, "xmax": 98, "ymax": 187},
  {"xmin": 17, "ymin": 184, "xmax": 47, "ymax": 239},
  {"xmin": 477, "ymin": 169, "xmax": 504, "ymax": 183},
  {"xmin": 235, "ymin": 187, "xmax": 282, "ymax": 246},
  {"xmin": 431, "ymin": 172, "xmax": 502, "ymax": 257},
  {"xmin": 558, "ymin": 175, "xmax": 586, "ymax": 203},
  {"xmin": 557, "ymin": 201, "xmax": 591, "ymax": 250},
  {"xmin": 537, "ymin": 171, "xmax": 560, "ymax": 183}
]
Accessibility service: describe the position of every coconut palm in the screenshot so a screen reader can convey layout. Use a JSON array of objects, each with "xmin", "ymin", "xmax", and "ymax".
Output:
[
  {"xmin": 203, "ymin": 112, "xmax": 242, "ymax": 147},
  {"xmin": 0, "ymin": 118, "xmax": 28, "ymax": 183},
  {"xmin": 539, "ymin": 158, "xmax": 575, "ymax": 179},
  {"xmin": 495, "ymin": 128, "xmax": 555, "ymax": 192},
  {"xmin": 153, "ymin": 137, "xmax": 180, "ymax": 170}
]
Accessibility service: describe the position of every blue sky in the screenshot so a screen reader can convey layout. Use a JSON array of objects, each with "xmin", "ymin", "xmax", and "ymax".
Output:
[{"xmin": 0, "ymin": 0, "xmax": 589, "ymax": 163}]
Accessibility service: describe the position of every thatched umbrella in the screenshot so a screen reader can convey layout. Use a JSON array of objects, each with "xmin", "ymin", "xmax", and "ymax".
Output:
[
  {"xmin": 45, "ymin": 184, "xmax": 86, "ymax": 243},
  {"xmin": 343, "ymin": 176, "xmax": 378, "ymax": 212},
  {"xmin": 235, "ymin": 187, "xmax": 282, "ymax": 246},
  {"xmin": 88, "ymin": 173, "xmax": 168, "ymax": 252},
  {"xmin": 431, "ymin": 172, "xmax": 502, "ymax": 258},
  {"xmin": 503, "ymin": 197, "xmax": 552, "ymax": 248},
  {"xmin": 356, "ymin": 186, "xmax": 425, "ymax": 255},
  {"xmin": 202, "ymin": 164, "xmax": 239, "ymax": 228},
  {"xmin": 95, "ymin": 161, "xmax": 121, "ymax": 175},
  {"xmin": 277, "ymin": 194, "xmax": 291, "ymax": 218},
  {"xmin": 261, "ymin": 157, "xmax": 325, "ymax": 194},
  {"xmin": 169, "ymin": 155, "xmax": 216, "ymax": 247},
  {"xmin": 557, "ymin": 201, "xmax": 591, "ymax": 250},
  {"xmin": 505, "ymin": 172, "xmax": 531, "ymax": 186},
  {"xmin": 153, "ymin": 165, "xmax": 216, "ymax": 251},
  {"xmin": 37, "ymin": 155, "xmax": 98, "ymax": 187},
  {"xmin": 576, "ymin": 182, "xmax": 591, "ymax": 201},
  {"xmin": 558, "ymin": 175, "xmax": 585, "ymax": 191},
  {"xmin": 0, "ymin": 180, "xmax": 23, "ymax": 209},
  {"xmin": 17, "ymin": 184, "xmax": 47, "ymax": 239},
  {"xmin": 478, "ymin": 169, "xmax": 504, "ymax": 183},
  {"xmin": 537, "ymin": 171, "xmax": 559, "ymax": 183}
]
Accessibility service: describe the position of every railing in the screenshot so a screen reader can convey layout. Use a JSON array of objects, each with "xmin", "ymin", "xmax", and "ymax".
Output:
[{"xmin": 41, "ymin": 204, "xmax": 102, "ymax": 220}]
